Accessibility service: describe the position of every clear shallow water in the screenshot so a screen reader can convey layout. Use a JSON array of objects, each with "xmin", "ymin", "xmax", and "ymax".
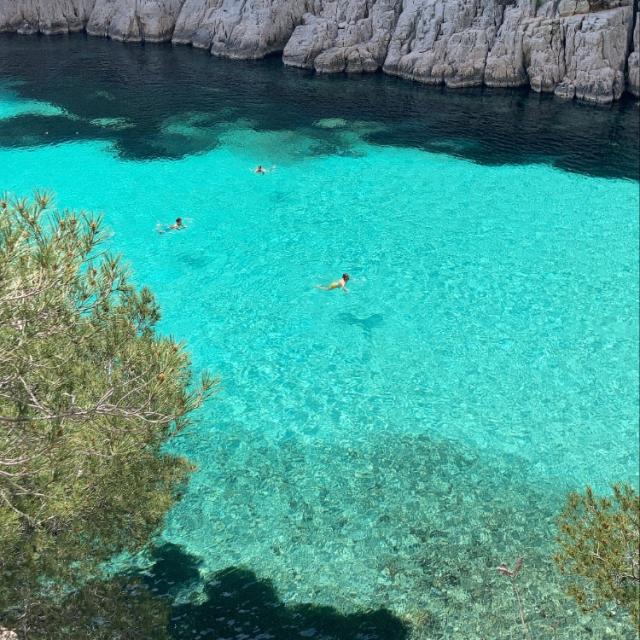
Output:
[{"xmin": 0, "ymin": 34, "xmax": 639, "ymax": 639}]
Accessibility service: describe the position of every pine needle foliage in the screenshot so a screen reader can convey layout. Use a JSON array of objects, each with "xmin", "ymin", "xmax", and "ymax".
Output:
[
  {"xmin": 0, "ymin": 193, "xmax": 217, "ymax": 637},
  {"xmin": 555, "ymin": 483, "xmax": 640, "ymax": 629}
]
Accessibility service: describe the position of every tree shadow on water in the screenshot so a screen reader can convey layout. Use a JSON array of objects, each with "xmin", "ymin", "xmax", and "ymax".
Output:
[{"xmin": 139, "ymin": 543, "xmax": 409, "ymax": 640}]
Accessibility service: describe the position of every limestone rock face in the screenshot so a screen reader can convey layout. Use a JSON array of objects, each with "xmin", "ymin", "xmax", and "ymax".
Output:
[
  {"xmin": 0, "ymin": 0, "xmax": 638, "ymax": 101},
  {"xmin": 628, "ymin": 8, "xmax": 639, "ymax": 96},
  {"xmin": 172, "ymin": 0, "xmax": 312, "ymax": 58},
  {"xmin": 382, "ymin": 0, "xmax": 502, "ymax": 88},
  {"xmin": 87, "ymin": 0, "xmax": 187, "ymax": 42},
  {"xmin": 484, "ymin": 5, "xmax": 531, "ymax": 88},
  {"xmin": 283, "ymin": 0, "xmax": 402, "ymax": 73},
  {"xmin": 0, "ymin": 0, "xmax": 96, "ymax": 34},
  {"xmin": 522, "ymin": 5, "xmax": 633, "ymax": 102}
]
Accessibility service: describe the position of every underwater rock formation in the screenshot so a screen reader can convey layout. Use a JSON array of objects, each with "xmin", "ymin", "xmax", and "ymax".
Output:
[{"xmin": 0, "ymin": 0, "xmax": 638, "ymax": 102}]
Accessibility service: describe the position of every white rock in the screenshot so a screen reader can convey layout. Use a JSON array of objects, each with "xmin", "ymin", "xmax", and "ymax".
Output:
[
  {"xmin": 173, "ymin": 0, "xmax": 313, "ymax": 59},
  {"xmin": 87, "ymin": 0, "xmax": 186, "ymax": 42},
  {"xmin": 284, "ymin": 0, "xmax": 401, "ymax": 73},
  {"xmin": 627, "ymin": 9, "xmax": 639, "ymax": 96},
  {"xmin": 382, "ymin": 0, "xmax": 502, "ymax": 88},
  {"xmin": 0, "ymin": 0, "xmax": 637, "ymax": 102},
  {"xmin": 485, "ymin": 4, "xmax": 531, "ymax": 88},
  {"xmin": 0, "ymin": 0, "xmax": 96, "ymax": 34},
  {"xmin": 522, "ymin": 6, "xmax": 632, "ymax": 102}
]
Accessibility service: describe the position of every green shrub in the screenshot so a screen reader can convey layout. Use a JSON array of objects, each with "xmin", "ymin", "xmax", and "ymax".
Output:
[{"xmin": 555, "ymin": 483, "xmax": 639, "ymax": 629}]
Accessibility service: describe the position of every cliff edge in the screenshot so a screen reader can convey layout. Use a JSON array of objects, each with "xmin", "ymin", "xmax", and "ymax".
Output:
[{"xmin": 1, "ymin": 0, "xmax": 638, "ymax": 102}]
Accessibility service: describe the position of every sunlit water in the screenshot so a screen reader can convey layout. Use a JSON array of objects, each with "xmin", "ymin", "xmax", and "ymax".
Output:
[{"xmin": 0, "ymin": 33, "xmax": 638, "ymax": 639}]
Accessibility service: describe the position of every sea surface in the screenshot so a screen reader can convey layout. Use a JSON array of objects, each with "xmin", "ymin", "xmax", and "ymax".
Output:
[{"xmin": 0, "ymin": 33, "xmax": 638, "ymax": 639}]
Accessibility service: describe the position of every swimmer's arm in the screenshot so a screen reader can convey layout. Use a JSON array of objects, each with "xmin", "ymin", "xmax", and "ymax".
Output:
[{"xmin": 342, "ymin": 285, "xmax": 349, "ymax": 293}]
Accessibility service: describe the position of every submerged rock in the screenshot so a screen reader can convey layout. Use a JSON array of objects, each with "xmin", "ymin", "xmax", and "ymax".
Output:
[{"xmin": 1, "ymin": 0, "xmax": 638, "ymax": 101}]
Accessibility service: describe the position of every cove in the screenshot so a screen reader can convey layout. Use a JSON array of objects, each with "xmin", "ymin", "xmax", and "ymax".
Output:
[{"xmin": 0, "ymin": 32, "xmax": 638, "ymax": 639}]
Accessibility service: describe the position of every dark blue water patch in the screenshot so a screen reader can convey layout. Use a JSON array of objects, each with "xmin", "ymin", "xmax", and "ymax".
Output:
[
  {"xmin": 129, "ymin": 543, "xmax": 410, "ymax": 640},
  {"xmin": 338, "ymin": 312, "xmax": 385, "ymax": 335},
  {"xmin": 0, "ymin": 33, "xmax": 638, "ymax": 180},
  {"xmin": 0, "ymin": 113, "xmax": 111, "ymax": 147}
]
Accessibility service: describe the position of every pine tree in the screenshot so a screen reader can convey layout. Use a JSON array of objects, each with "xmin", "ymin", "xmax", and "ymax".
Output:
[
  {"xmin": 0, "ymin": 193, "xmax": 216, "ymax": 637},
  {"xmin": 555, "ymin": 483, "xmax": 640, "ymax": 629}
]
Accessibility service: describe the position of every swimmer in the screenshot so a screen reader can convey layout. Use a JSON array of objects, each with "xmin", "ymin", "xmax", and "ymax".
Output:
[
  {"xmin": 157, "ymin": 217, "xmax": 186, "ymax": 233},
  {"xmin": 316, "ymin": 273, "xmax": 350, "ymax": 293},
  {"xmin": 254, "ymin": 164, "xmax": 276, "ymax": 174}
]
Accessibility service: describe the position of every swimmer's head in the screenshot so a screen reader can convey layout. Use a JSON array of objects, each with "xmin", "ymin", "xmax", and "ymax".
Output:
[
  {"xmin": 176, "ymin": 217, "xmax": 182, "ymax": 225},
  {"xmin": 342, "ymin": 273, "xmax": 350, "ymax": 282}
]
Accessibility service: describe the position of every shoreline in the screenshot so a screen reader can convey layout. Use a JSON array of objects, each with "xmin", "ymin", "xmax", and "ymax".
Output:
[{"xmin": 1, "ymin": 0, "xmax": 639, "ymax": 104}]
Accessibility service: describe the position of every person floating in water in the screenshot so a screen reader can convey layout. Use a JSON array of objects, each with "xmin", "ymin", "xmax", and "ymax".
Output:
[
  {"xmin": 157, "ymin": 217, "xmax": 186, "ymax": 233},
  {"xmin": 254, "ymin": 164, "xmax": 276, "ymax": 174},
  {"xmin": 316, "ymin": 273, "xmax": 350, "ymax": 293}
]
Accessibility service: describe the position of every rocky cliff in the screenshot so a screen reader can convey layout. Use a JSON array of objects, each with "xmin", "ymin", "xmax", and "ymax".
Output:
[{"xmin": 1, "ymin": 0, "xmax": 638, "ymax": 102}]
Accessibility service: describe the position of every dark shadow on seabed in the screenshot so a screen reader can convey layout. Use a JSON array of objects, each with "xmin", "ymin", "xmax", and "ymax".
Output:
[
  {"xmin": 0, "ymin": 32, "xmax": 638, "ymax": 180},
  {"xmin": 131, "ymin": 543, "xmax": 410, "ymax": 640}
]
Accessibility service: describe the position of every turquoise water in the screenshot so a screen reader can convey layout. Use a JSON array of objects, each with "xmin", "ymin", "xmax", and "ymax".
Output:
[{"xmin": 0, "ymin": 35, "xmax": 638, "ymax": 639}]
